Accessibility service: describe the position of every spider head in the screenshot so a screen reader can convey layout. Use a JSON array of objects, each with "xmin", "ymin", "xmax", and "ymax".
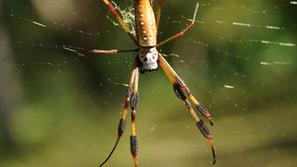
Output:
[{"xmin": 138, "ymin": 47, "xmax": 159, "ymax": 73}]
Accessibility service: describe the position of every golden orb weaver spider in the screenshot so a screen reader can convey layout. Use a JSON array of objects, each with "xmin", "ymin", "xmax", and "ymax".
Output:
[{"xmin": 65, "ymin": 0, "xmax": 216, "ymax": 166}]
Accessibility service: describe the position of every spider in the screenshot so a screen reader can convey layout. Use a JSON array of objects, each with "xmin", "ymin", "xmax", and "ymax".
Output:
[{"xmin": 65, "ymin": 0, "xmax": 215, "ymax": 166}]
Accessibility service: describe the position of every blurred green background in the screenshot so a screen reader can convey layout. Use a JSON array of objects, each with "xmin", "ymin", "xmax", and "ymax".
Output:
[{"xmin": 0, "ymin": 0, "xmax": 297, "ymax": 167}]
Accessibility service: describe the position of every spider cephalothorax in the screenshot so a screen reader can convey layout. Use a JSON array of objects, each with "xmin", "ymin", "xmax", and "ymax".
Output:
[{"xmin": 138, "ymin": 47, "xmax": 158, "ymax": 72}]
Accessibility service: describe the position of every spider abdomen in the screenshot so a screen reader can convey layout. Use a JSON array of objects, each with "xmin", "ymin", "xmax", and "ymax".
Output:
[{"xmin": 135, "ymin": 0, "xmax": 157, "ymax": 47}]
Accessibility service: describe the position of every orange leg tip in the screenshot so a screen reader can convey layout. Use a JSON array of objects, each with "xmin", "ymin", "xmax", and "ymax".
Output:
[{"xmin": 132, "ymin": 156, "xmax": 137, "ymax": 167}]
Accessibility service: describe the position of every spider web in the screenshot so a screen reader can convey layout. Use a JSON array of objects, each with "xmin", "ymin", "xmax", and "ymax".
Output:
[{"xmin": 0, "ymin": 0, "xmax": 297, "ymax": 167}]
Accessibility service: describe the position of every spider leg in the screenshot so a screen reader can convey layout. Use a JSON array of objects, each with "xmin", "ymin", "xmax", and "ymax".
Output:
[
  {"xmin": 129, "ymin": 67, "xmax": 140, "ymax": 167},
  {"xmin": 158, "ymin": 55, "xmax": 214, "ymax": 123},
  {"xmin": 102, "ymin": 0, "xmax": 138, "ymax": 45},
  {"xmin": 63, "ymin": 45, "xmax": 138, "ymax": 56},
  {"xmin": 90, "ymin": 48, "xmax": 139, "ymax": 55},
  {"xmin": 156, "ymin": 0, "xmax": 164, "ymax": 31},
  {"xmin": 99, "ymin": 65, "xmax": 138, "ymax": 167},
  {"xmin": 156, "ymin": 2, "xmax": 199, "ymax": 47},
  {"xmin": 158, "ymin": 54, "xmax": 216, "ymax": 164}
]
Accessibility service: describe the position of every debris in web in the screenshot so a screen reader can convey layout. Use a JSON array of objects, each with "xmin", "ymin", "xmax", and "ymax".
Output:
[
  {"xmin": 31, "ymin": 20, "xmax": 47, "ymax": 28},
  {"xmin": 63, "ymin": 45, "xmax": 87, "ymax": 57},
  {"xmin": 217, "ymin": 20, "xmax": 286, "ymax": 31},
  {"xmin": 6, "ymin": 9, "xmax": 104, "ymax": 39},
  {"xmin": 109, "ymin": 1, "xmax": 136, "ymax": 36},
  {"xmin": 107, "ymin": 78, "xmax": 129, "ymax": 87},
  {"xmin": 248, "ymin": 40, "xmax": 296, "ymax": 47},
  {"xmin": 224, "ymin": 85, "xmax": 235, "ymax": 89},
  {"xmin": 260, "ymin": 61, "xmax": 292, "ymax": 66},
  {"xmin": 162, "ymin": 53, "xmax": 181, "ymax": 58}
]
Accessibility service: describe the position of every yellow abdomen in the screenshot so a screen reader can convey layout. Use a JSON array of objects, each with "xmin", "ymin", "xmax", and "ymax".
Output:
[{"xmin": 135, "ymin": 0, "xmax": 157, "ymax": 47}]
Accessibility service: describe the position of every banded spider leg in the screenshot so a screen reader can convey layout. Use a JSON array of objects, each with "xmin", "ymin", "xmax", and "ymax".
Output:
[
  {"xmin": 99, "ymin": 64, "xmax": 140, "ymax": 167},
  {"xmin": 158, "ymin": 55, "xmax": 216, "ymax": 164}
]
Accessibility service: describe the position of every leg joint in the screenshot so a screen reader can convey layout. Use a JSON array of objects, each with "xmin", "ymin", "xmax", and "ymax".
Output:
[
  {"xmin": 131, "ymin": 110, "xmax": 136, "ymax": 121},
  {"xmin": 118, "ymin": 118, "xmax": 126, "ymax": 136},
  {"xmin": 196, "ymin": 104, "xmax": 213, "ymax": 124},
  {"xmin": 173, "ymin": 83, "xmax": 187, "ymax": 101},
  {"xmin": 130, "ymin": 135, "xmax": 138, "ymax": 157},
  {"xmin": 196, "ymin": 120, "xmax": 212, "ymax": 139},
  {"xmin": 130, "ymin": 93, "xmax": 139, "ymax": 110}
]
